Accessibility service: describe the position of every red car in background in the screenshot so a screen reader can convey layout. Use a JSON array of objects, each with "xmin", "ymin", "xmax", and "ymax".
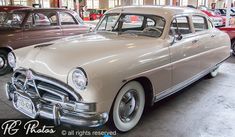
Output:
[
  {"xmin": 86, "ymin": 9, "xmax": 107, "ymax": 20},
  {"xmin": 0, "ymin": 6, "xmax": 30, "ymax": 23},
  {"xmin": 201, "ymin": 10, "xmax": 225, "ymax": 27},
  {"xmin": 219, "ymin": 27, "xmax": 235, "ymax": 55}
]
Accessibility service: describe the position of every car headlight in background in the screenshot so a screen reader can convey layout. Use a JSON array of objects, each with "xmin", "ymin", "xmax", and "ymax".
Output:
[
  {"xmin": 7, "ymin": 52, "xmax": 16, "ymax": 68},
  {"xmin": 72, "ymin": 68, "xmax": 88, "ymax": 91}
]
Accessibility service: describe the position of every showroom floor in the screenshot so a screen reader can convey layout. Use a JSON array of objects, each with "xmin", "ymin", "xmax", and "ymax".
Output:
[{"xmin": 0, "ymin": 56, "xmax": 235, "ymax": 137}]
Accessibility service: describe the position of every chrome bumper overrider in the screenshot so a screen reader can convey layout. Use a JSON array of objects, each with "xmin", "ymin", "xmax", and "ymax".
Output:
[{"xmin": 6, "ymin": 69, "xmax": 108, "ymax": 127}]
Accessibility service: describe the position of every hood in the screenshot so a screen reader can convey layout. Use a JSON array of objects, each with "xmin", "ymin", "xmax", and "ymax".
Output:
[{"xmin": 15, "ymin": 32, "xmax": 164, "ymax": 83}]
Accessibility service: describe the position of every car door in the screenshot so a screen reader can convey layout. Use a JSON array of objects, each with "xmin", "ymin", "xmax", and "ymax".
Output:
[
  {"xmin": 191, "ymin": 15, "xmax": 215, "ymax": 71},
  {"xmin": 59, "ymin": 11, "xmax": 89, "ymax": 37},
  {"xmin": 199, "ymin": 18, "xmax": 227, "ymax": 70},
  {"xmin": 22, "ymin": 11, "xmax": 63, "ymax": 46},
  {"xmin": 169, "ymin": 15, "xmax": 202, "ymax": 87}
]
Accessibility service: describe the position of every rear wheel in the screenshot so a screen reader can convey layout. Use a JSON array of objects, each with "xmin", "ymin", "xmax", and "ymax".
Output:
[
  {"xmin": 208, "ymin": 67, "xmax": 220, "ymax": 78},
  {"xmin": 0, "ymin": 50, "xmax": 12, "ymax": 76},
  {"xmin": 110, "ymin": 81, "xmax": 145, "ymax": 132}
]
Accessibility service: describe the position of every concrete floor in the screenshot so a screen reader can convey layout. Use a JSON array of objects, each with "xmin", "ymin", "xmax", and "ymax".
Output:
[{"xmin": 0, "ymin": 56, "xmax": 235, "ymax": 137}]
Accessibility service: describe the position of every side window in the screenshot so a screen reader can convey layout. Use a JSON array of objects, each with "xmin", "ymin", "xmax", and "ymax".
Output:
[
  {"xmin": 122, "ymin": 15, "xmax": 144, "ymax": 29},
  {"xmin": 9, "ymin": 12, "xmax": 26, "ymax": 26},
  {"xmin": 25, "ymin": 14, "xmax": 33, "ymax": 27},
  {"xmin": 49, "ymin": 14, "xmax": 58, "ymax": 25},
  {"xmin": 170, "ymin": 16, "xmax": 192, "ymax": 35},
  {"xmin": 60, "ymin": 12, "xmax": 77, "ymax": 25},
  {"xmin": 34, "ymin": 12, "xmax": 58, "ymax": 26},
  {"xmin": 192, "ymin": 16, "xmax": 208, "ymax": 32}
]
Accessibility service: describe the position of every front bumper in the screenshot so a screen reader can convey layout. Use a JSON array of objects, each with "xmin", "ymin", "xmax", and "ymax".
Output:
[{"xmin": 5, "ymin": 69, "xmax": 108, "ymax": 127}]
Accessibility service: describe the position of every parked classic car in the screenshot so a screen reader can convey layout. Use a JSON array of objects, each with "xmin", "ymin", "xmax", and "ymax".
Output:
[
  {"xmin": 201, "ymin": 10, "xmax": 225, "ymax": 27},
  {"xmin": 219, "ymin": 27, "xmax": 235, "ymax": 55},
  {"xmin": 0, "ymin": 8, "xmax": 93, "ymax": 75},
  {"xmin": 87, "ymin": 8, "xmax": 106, "ymax": 20},
  {"xmin": 5, "ymin": 6, "xmax": 230, "ymax": 132},
  {"xmin": 213, "ymin": 8, "xmax": 235, "ymax": 16}
]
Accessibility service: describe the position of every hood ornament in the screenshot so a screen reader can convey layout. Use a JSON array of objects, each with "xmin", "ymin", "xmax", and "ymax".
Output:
[
  {"xmin": 26, "ymin": 70, "xmax": 34, "ymax": 81},
  {"xmin": 23, "ymin": 70, "xmax": 34, "ymax": 91}
]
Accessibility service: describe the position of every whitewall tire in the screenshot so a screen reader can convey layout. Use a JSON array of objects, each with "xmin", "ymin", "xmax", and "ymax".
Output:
[{"xmin": 112, "ymin": 81, "xmax": 145, "ymax": 132}]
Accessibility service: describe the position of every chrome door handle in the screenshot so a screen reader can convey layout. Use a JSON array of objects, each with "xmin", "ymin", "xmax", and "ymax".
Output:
[
  {"xmin": 192, "ymin": 40, "xmax": 198, "ymax": 44},
  {"xmin": 211, "ymin": 34, "xmax": 216, "ymax": 38}
]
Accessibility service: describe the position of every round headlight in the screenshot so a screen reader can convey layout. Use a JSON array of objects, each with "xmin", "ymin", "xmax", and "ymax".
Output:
[
  {"xmin": 7, "ymin": 52, "xmax": 16, "ymax": 68},
  {"xmin": 72, "ymin": 68, "xmax": 88, "ymax": 91}
]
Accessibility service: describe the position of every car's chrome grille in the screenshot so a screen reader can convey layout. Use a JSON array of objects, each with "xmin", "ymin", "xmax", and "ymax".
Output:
[
  {"xmin": 6, "ymin": 68, "xmax": 106, "ymax": 127},
  {"xmin": 12, "ymin": 69, "xmax": 82, "ymax": 103}
]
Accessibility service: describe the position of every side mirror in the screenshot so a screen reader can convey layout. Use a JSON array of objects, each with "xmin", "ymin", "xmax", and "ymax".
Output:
[
  {"xmin": 170, "ymin": 33, "xmax": 183, "ymax": 45},
  {"xmin": 176, "ymin": 34, "xmax": 183, "ymax": 41}
]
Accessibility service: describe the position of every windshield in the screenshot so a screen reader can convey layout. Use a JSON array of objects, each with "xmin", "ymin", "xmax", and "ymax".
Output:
[
  {"xmin": 96, "ymin": 13, "xmax": 165, "ymax": 38},
  {"xmin": 1, "ymin": 11, "xmax": 26, "ymax": 27},
  {"xmin": 0, "ymin": 12, "xmax": 7, "ymax": 24}
]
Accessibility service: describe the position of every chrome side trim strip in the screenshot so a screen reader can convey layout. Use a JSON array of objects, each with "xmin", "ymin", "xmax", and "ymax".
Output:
[{"xmin": 125, "ymin": 46, "xmax": 228, "ymax": 81}]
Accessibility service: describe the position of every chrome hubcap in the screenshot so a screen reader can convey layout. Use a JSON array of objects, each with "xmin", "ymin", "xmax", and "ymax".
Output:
[
  {"xmin": 119, "ymin": 89, "xmax": 139, "ymax": 123},
  {"xmin": 0, "ymin": 57, "xmax": 5, "ymax": 69}
]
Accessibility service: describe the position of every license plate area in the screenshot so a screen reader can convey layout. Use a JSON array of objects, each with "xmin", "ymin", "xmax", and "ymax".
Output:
[{"xmin": 13, "ymin": 93, "xmax": 37, "ymax": 118}]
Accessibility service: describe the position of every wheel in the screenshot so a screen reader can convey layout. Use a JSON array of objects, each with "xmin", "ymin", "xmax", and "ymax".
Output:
[
  {"xmin": 110, "ymin": 81, "xmax": 145, "ymax": 132},
  {"xmin": 232, "ymin": 40, "xmax": 235, "ymax": 56},
  {"xmin": 208, "ymin": 67, "xmax": 219, "ymax": 78},
  {"xmin": 0, "ymin": 50, "xmax": 12, "ymax": 76}
]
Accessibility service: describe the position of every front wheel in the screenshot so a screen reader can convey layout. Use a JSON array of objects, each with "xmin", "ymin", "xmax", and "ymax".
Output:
[
  {"xmin": 111, "ymin": 81, "xmax": 145, "ymax": 132},
  {"xmin": 0, "ymin": 50, "xmax": 12, "ymax": 76}
]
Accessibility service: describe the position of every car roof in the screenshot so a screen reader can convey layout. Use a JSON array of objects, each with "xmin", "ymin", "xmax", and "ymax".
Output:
[
  {"xmin": 0, "ymin": 6, "xmax": 30, "ymax": 8},
  {"xmin": 106, "ymin": 5, "xmax": 203, "ymax": 17},
  {"xmin": 11, "ymin": 8, "xmax": 73, "ymax": 13},
  {"xmin": 0, "ymin": 6, "xmax": 31, "ymax": 11}
]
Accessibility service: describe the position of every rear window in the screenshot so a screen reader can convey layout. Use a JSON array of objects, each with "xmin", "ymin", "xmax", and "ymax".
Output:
[
  {"xmin": 59, "ymin": 12, "xmax": 77, "ymax": 25},
  {"xmin": 192, "ymin": 16, "xmax": 208, "ymax": 32}
]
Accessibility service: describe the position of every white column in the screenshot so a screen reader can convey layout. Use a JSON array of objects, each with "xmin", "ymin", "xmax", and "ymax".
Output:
[
  {"xmin": 168, "ymin": 0, "xmax": 173, "ymax": 5},
  {"xmin": 75, "ymin": 0, "xmax": 79, "ymax": 13},
  {"xmin": 204, "ymin": 0, "xmax": 208, "ymax": 7},
  {"xmin": 226, "ymin": 0, "xmax": 232, "ymax": 27}
]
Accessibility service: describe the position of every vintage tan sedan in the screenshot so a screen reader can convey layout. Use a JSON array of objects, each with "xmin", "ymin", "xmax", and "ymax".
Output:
[{"xmin": 5, "ymin": 6, "xmax": 231, "ymax": 132}]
